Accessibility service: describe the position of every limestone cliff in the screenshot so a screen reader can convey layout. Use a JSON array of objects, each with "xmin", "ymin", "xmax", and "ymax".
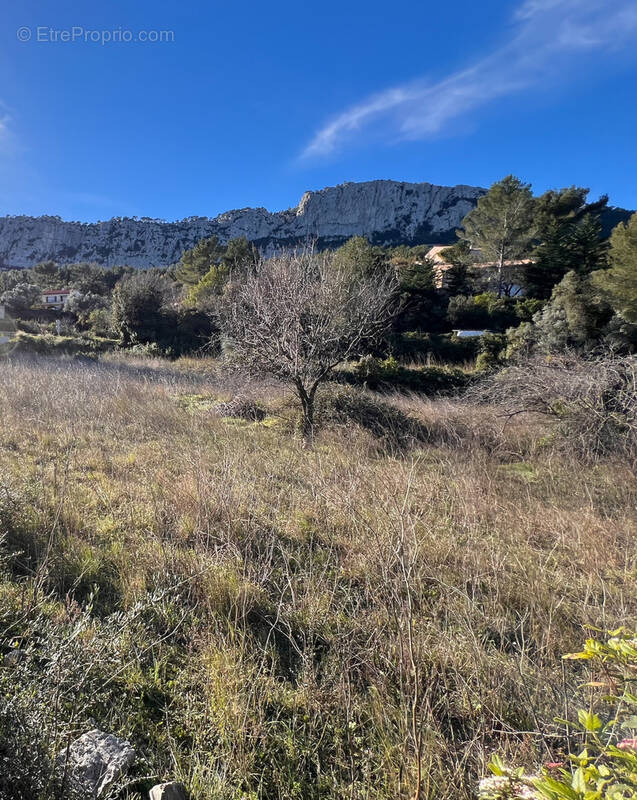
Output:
[{"xmin": 0, "ymin": 180, "xmax": 486, "ymax": 269}]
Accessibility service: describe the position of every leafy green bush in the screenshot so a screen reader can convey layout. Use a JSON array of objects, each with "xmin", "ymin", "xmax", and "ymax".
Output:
[
  {"xmin": 0, "ymin": 282, "xmax": 42, "ymax": 315},
  {"xmin": 475, "ymin": 334, "xmax": 508, "ymax": 372},
  {"xmin": 480, "ymin": 629, "xmax": 637, "ymax": 800},
  {"xmin": 14, "ymin": 318, "xmax": 42, "ymax": 334},
  {"xmin": 86, "ymin": 308, "xmax": 115, "ymax": 338},
  {"xmin": 506, "ymin": 272, "xmax": 637, "ymax": 357}
]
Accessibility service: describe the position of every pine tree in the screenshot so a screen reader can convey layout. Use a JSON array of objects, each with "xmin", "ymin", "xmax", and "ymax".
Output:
[
  {"xmin": 111, "ymin": 272, "xmax": 174, "ymax": 346},
  {"xmin": 175, "ymin": 236, "xmax": 225, "ymax": 286},
  {"xmin": 332, "ymin": 236, "xmax": 389, "ymax": 278},
  {"xmin": 525, "ymin": 217, "xmax": 569, "ymax": 299},
  {"xmin": 220, "ymin": 236, "xmax": 258, "ymax": 277},
  {"xmin": 526, "ymin": 188, "xmax": 609, "ymax": 298},
  {"xmin": 32, "ymin": 260, "xmax": 60, "ymax": 287},
  {"xmin": 568, "ymin": 214, "xmax": 608, "ymax": 275},
  {"xmin": 592, "ymin": 213, "xmax": 637, "ymax": 323},
  {"xmin": 460, "ymin": 175, "xmax": 536, "ymax": 297}
]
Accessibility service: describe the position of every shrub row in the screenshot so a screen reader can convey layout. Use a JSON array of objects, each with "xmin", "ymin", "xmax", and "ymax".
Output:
[
  {"xmin": 9, "ymin": 332, "xmax": 119, "ymax": 358},
  {"xmin": 341, "ymin": 355, "xmax": 472, "ymax": 395}
]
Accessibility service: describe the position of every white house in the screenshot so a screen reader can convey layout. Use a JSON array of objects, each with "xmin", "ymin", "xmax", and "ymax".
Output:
[
  {"xmin": 427, "ymin": 245, "xmax": 532, "ymax": 295},
  {"xmin": 41, "ymin": 289, "xmax": 71, "ymax": 310}
]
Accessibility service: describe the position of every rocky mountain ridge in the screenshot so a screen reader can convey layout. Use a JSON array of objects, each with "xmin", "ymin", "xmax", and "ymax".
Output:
[{"xmin": 0, "ymin": 180, "xmax": 486, "ymax": 269}]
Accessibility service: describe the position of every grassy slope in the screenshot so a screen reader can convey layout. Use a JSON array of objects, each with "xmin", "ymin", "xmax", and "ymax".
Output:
[{"xmin": 0, "ymin": 354, "xmax": 635, "ymax": 799}]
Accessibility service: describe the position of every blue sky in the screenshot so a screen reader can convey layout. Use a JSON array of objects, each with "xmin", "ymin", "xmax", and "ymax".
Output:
[{"xmin": 2, "ymin": 0, "xmax": 637, "ymax": 222}]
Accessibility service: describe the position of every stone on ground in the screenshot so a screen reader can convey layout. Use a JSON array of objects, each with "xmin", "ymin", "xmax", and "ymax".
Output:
[
  {"xmin": 149, "ymin": 781, "xmax": 187, "ymax": 800},
  {"xmin": 56, "ymin": 728, "xmax": 135, "ymax": 797}
]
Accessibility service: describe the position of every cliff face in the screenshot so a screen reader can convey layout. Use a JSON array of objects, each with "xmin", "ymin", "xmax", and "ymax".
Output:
[{"xmin": 0, "ymin": 180, "xmax": 486, "ymax": 269}]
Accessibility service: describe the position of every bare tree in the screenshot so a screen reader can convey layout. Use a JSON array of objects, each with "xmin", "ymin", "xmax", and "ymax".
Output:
[{"xmin": 218, "ymin": 250, "xmax": 397, "ymax": 438}]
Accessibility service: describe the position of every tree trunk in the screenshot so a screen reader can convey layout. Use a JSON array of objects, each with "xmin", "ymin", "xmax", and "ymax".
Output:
[
  {"xmin": 497, "ymin": 249, "xmax": 505, "ymax": 298},
  {"xmin": 295, "ymin": 380, "xmax": 317, "ymax": 442}
]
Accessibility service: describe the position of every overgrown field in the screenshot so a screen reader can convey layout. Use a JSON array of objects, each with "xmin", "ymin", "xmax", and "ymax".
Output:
[{"xmin": 0, "ymin": 354, "xmax": 635, "ymax": 799}]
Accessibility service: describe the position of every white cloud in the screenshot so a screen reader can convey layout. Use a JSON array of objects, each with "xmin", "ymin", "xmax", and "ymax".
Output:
[
  {"xmin": 0, "ymin": 107, "xmax": 19, "ymax": 157},
  {"xmin": 515, "ymin": 0, "xmax": 572, "ymax": 21},
  {"xmin": 0, "ymin": 115, "xmax": 9, "ymax": 145},
  {"xmin": 301, "ymin": 0, "xmax": 637, "ymax": 159}
]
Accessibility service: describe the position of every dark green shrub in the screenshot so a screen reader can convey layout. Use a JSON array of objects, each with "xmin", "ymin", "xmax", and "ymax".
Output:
[
  {"xmin": 475, "ymin": 334, "xmax": 508, "ymax": 373},
  {"xmin": 14, "ymin": 318, "xmax": 42, "ymax": 334},
  {"xmin": 390, "ymin": 331, "xmax": 480, "ymax": 363},
  {"xmin": 448, "ymin": 293, "xmax": 544, "ymax": 333},
  {"xmin": 343, "ymin": 356, "xmax": 471, "ymax": 395}
]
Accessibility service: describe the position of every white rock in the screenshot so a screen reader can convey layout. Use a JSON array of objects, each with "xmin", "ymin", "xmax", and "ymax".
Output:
[
  {"xmin": 3, "ymin": 649, "xmax": 26, "ymax": 666},
  {"xmin": 56, "ymin": 728, "xmax": 135, "ymax": 797},
  {"xmin": 149, "ymin": 781, "xmax": 187, "ymax": 800},
  {"xmin": 0, "ymin": 180, "xmax": 485, "ymax": 269}
]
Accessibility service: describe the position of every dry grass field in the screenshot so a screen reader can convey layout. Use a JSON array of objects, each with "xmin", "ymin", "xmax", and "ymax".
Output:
[{"xmin": 0, "ymin": 353, "xmax": 635, "ymax": 799}]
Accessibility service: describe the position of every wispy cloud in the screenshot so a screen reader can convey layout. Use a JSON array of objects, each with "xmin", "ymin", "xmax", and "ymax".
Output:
[
  {"xmin": 301, "ymin": 0, "xmax": 637, "ymax": 159},
  {"xmin": 0, "ymin": 114, "xmax": 11, "ymax": 150},
  {"xmin": 0, "ymin": 105, "xmax": 22, "ymax": 160}
]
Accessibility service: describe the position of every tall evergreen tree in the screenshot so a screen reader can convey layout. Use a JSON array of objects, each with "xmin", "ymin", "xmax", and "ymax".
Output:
[
  {"xmin": 534, "ymin": 186, "xmax": 591, "ymax": 232},
  {"xmin": 332, "ymin": 236, "xmax": 389, "ymax": 278},
  {"xmin": 525, "ymin": 217, "xmax": 569, "ymax": 298},
  {"xmin": 186, "ymin": 237, "xmax": 260, "ymax": 309},
  {"xmin": 175, "ymin": 235, "xmax": 225, "ymax": 286},
  {"xmin": 592, "ymin": 213, "xmax": 637, "ymax": 323},
  {"xmin": 568, "ymin": 214, "xmax": 608, "ymax": 275},
  {"xmin": 220, "ymin": 236, "xmax": 259, "ymax": 276},
  {"xmin": 526, "ymin": 187, "xmax": 609, "ymax": 298},
  {"xmin": 460, "ymin": 175, "xmax": 536, "ymax": 297},
  {"xmin": 437, "ymin": 242, "xmax": 473, "ymax": 295},
  {"xmin": 112, "ymin": 272, "xmax": 174, "ymax": 346},
  {"xmin": 32, "ymin": 260, "xmax": 60, "ymax": 287}
]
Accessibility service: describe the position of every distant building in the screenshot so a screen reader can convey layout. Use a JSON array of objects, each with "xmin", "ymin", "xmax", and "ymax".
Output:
[
  {"xmin": 41, "ymin": 289, "xmax": 71, "ymax": 310},
  {"xmin": 427, "ymin": 245, "xmax": 533, "ymax": 295},
  {"xmin": 452, "ymin": 329, "xmax": 491, "ymax": 338}
]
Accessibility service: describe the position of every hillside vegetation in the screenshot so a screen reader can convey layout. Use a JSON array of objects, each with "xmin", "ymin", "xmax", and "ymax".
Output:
[
  {"xmin": 1, "ymin": 174, "xmax": 636, "ymax": 799},
  {"xmin": 1, "ymin": 353, "xmax": 635, "ymax": 799}
]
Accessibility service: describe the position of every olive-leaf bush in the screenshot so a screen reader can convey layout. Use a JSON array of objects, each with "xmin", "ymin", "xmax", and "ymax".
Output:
[{"xmin": 479, "ymin": 629, "xmax": 637, "ymax": 800}]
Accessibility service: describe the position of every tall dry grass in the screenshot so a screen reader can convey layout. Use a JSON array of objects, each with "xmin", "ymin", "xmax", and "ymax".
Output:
[{"xmin": 0, "ymin": 354, "xmax": 635, "ymax": 800}]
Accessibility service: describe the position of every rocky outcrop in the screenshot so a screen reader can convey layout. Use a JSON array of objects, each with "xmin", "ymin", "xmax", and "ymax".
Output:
[
  {"xmin": 0, "ymin": 180, "xmax": 486, "ymax": 269},
  {"xmin": 56, "ymin": 729, "xmax": 135, "ymax": 797}
]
